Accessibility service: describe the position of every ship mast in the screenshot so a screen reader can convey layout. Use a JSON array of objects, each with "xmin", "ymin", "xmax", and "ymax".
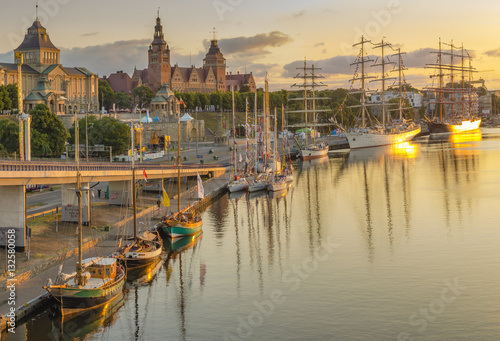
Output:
[
  {"xmin": 288, "ymin": 59, "xmax": 328, "ymax": 144},
  {"xmin": 348, "ymin": 36, "xmax": 375, "ymax": 128},
  {"xmin": 390, "ymin": 48, "xmax": 407, "ymax": 120},
  {"xmin": 75, "ymin": 111, "xmax": 83, "ymax": 286},
  {"xmin": 371, "ymin": 39, "xmax": 395, "ymax": 129}
]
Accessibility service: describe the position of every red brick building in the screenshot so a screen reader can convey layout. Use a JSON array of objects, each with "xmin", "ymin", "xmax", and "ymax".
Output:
[{"xmin": 104, "ymin": 13, "xmax": 256, "ymax": 95}]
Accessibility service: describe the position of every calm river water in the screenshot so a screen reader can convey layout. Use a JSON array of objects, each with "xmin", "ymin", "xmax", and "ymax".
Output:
[{"xmin": 8, "ymin": 129, "xmax": 500, "ymax": 340}]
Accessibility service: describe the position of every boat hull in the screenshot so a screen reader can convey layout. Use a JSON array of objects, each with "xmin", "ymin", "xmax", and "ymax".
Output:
[
  {"xmin": 248, "ymin": 182, "xmax": 268, "ymax": 192},
  {"xmin": 161, "ymin": 220, "xmax": 203, "ymax": 238},
  {"xmin": 268, "ymin": 181, "xmax": 287, "ymax": 192},
  {"xmin": 345, "ymin": 126, "xmax": 421, "ymax": 149},
  {"xmin": 427, "ymin": 118, "xmax": 481, "ymax": 136},
  {"xmin": 114, "ymin": 241, "xmax": 162, "ymax": 269},
  {"xmin": 299, "ymin": 146, "xmax": 329, "ymax": 160},
  {"xmin": 46, "ymin": 266, "xmax": 125, "ymax": 318},
  {"xmin": 228, "ymin": 182, "xmax": 247, "ymax": 193}
]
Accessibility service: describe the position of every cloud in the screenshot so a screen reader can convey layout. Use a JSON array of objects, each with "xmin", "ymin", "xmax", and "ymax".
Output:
[
  {"xmin": 282, "ymin": 47, "xmax": 441, "ymax": 78},
  {"xmin": 314, "ymin": 42, "xmax": 325, "ymax": 47},
  {"xmin": 293, "ymin": 10, "xmax": 306, "ymax": 18},
  {"xmin": 400, "ymin": 48, "xmax": 436, "ymax": 68},
  {"xmin": 484, "ymin": 47, "xmax": 500, "ymax": 58},
  {"xmin": 81, "ymin": 32, "xmax": 99, "ymax": 37},
  {"xmin": 283, "ymin": 55, "xmax": 356, "ymax": 77},
  {"xmin": 216, "ymin": 31, "xmax": 293, "ymax": 57},
  {"xmin": 60, "ymin": 39, "xmax": 150, "ymax": 76}
]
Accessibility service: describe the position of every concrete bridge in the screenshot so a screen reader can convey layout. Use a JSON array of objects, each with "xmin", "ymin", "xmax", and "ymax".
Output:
[{"xmin": 0, "ymin": 160, "xmax": 229, "ymax": 249}]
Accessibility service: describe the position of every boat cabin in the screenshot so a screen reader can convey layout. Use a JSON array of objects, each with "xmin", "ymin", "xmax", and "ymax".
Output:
[{"xmin": 84, "ymin": 257, "xmax": 117, "ymax": 280}]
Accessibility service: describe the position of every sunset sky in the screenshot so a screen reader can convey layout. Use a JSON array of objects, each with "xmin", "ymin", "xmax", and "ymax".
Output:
[{"xmin": 1, "ymin": 0, "xmax": 500, "ymax": 91}]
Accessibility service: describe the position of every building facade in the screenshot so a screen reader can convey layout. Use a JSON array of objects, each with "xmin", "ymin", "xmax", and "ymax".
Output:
[
  {"xmin": 106, "ymin": 14, "xmax": 255, "ymax": 95},
  {"xmin": 0, "ymin": 19, "xmax": 99, "ymax": 114}
]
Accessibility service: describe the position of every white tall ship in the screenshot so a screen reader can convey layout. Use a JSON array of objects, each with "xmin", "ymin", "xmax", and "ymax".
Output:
[
  {"xmin": 345, "ymin": 37, "xmax": 420, "ymax": 149},
  {"xmin": 289, "ymin": 60, "xmax": 329, "ymax": 160}
]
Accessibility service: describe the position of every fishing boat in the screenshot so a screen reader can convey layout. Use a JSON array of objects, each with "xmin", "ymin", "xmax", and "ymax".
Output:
[
  {"xmin": 112, "ymin": 112, "xmax": 162, "ymax": 269},
  {"xmin": 289, "ymin": 60, "xmax": 330, "ymax": 160},
  {"xmin": 44, "ymin": 113, "xmax": 125, "ymax": 318},
  {"xmin": 159, "ymin": 109, "xmax": 203, "ymax": 238},
  {"xmin": 425, "ymin": 39, "xmax": 481, "ymax": 136},
  {"xmin": 344, "ymin": 37, "xmax": 421, "ymax": 149}
]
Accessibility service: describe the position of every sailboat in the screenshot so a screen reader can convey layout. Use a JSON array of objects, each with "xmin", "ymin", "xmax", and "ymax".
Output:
[
  {"xmin": 425, "ymin": 39, "xmax": 481, "ymax": 136},
  {"xmin": 111, "ymin": 112, "xmax": 162, "ymax": 269},
  {"xmin": 228, "ymin": 90, "xmax": 249, "ymax": 193},
  {"xmin": 268, "ymin": 108, "xmax": 288, "ymax": 192},
  {"xmin": 344, "ymin": 37, "xmax": 421, "ymax": 149},
  {"xmin": 248, "ymin": 81, "xmax": 271, "ymax": 192},
  {"xmin": 289, "ymin": 59, "xmax": 329, "ymax": 160},
  {"xmin": 159, "ymin": 107, "xmax": 203, "ymax": 238},
  {"xmin": 44, "ymin": 112, "xmax": 125, "ymax": 318}
]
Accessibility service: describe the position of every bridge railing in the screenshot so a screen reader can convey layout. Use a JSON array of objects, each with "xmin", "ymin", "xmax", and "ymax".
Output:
[{"xmin": 0, "ymin": 161, "xmax": 231, "ymax": 172}]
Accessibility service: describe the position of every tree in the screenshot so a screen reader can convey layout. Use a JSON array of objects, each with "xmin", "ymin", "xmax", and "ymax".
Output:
[
  {"xmin": 132, "ymin": 85, "xmax": 155, "ymax": 108},
  {"xmin": 240, "ymin": 85, "xmax": 251, "ymax": 93},
  {"xmin": 209, "ymin": 91, "xmax": 222, "ymax": 109},
  {"xmin": 221, "ymin": 91, "xmax": 232, "ymax": 111},
  {"xmin": 98, "ymin": 80, "xmax": 115, "ymax": 110},
  {"xmin": 30, "ymin": 104, "xmax": 69, "ymax": 157},
  {"xmin": 69, "ymin": 116, "xmax": 130, "ymax": 155},
  {"xmin": 0, "ymin": 86, "xmax": 13, "ymax": 111},
  {"xmin": 5, "ymin": 84, "xmax": 19, "ymax": 110},
  {"xmin": 114, "ymin": 92, "xmax": 133, "ymax": 110},
  {"xmin": 0, "ymin": 118, "xmax": 19, "ymax": 154},
  {"xmin": 196, "ymin": 93, "xmax": 210, "ymax": 110}
]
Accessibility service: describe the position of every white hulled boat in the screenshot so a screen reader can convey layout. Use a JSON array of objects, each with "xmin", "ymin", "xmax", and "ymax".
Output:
[{"xmin": 344, "ymin": 37, "xmax": 421, "ymax": 149}]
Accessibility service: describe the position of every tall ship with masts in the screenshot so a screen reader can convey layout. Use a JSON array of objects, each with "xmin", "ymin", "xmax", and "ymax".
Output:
[
  {"xmin": 289, "ymin": 59, "xmax": 329, "ymax": 160},
  {"xmin": 424, "ymin": 39, "xmax": 481, "ymax": 136},
  {"xmin": 344, "ymin": 37, "xmax": 421, "ymax": 149}
]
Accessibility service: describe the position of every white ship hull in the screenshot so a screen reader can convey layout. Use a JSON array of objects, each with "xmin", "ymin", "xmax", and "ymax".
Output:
[{"xmin": 345, "ymin": 126, "xmax": 421, "ymax": 149}]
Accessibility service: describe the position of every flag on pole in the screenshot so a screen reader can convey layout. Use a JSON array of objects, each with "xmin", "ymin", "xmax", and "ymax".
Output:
[
  {"xmin": 163, "ymin": 189, "xmax": 170, "ymax": 207},
  {"xmin": 179, "ymin": 97, "xmax": 186, "ymax": 108},
  {"xmin": 197, "ymin": 172, "xmax": 204, "ymax": 199},
  {"xmin": 143, "ymin": 169, "xmax": 148, "ymax": 182}
]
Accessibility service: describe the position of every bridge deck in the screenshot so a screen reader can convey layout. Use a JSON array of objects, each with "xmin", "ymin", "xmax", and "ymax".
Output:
[{"xmin": 0, "ymin": 161, "xmax": 230, "ymax": 186}]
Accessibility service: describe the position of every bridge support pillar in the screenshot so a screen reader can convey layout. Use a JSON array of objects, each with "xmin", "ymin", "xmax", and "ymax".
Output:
[
  {"xmin": 108, "ymin": 181, "xmax": 131, "ymax": 206},
  {"xmin": 0, "ymin": 186, "xmax": 26, "ymax": 249},
  {"xmin": 61, "ymin": 183, "xmax": 90, "ymax": 223}
]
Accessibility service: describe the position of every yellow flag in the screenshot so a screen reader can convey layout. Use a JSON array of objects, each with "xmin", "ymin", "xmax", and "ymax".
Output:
[{"xmin": 163, "ymin": 189, "xmax": 170, "ymax": 207}]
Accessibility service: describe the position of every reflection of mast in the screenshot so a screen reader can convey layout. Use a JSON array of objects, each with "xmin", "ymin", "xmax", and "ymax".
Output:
[
  {"xmin": 306, "ymin": 165, "xmax": 314, "ymax": 256},
  {"xmin": 314, "ymin": 166, "xmax": 322, "ymax": 244},
  {"xmin": 231, "ymin": 200, "xmax": 241, "ymax": 296},
  {"xmin": 362, "ymin": 162, "xmax": 374, "ymax": 262},
  {"xmin": 383, "ymin": 156, "xmax": 394, "ymax": 246},
  {"xmin": 179, "ymin": 254, "xmax": 186, "ymax": 341},
  {"xmin": 439, "ymin": 149, "xmax": 451, "ymax": 227},
  {"xmin": 134, "ymin": 286, "xmax": 139, "ymax": 340},
  {"xmin": 401, "ymin": 161, "xmax": 412, "ymax": 236}
]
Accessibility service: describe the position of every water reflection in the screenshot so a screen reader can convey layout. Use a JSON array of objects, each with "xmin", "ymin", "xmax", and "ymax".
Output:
[
  {"xmin": 22, "ymin": 292, "xmax": 125, "ymax": 341},
  {"xmin": 163, "ymin": 232, "xmax": 204, "ymax": 341}
]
